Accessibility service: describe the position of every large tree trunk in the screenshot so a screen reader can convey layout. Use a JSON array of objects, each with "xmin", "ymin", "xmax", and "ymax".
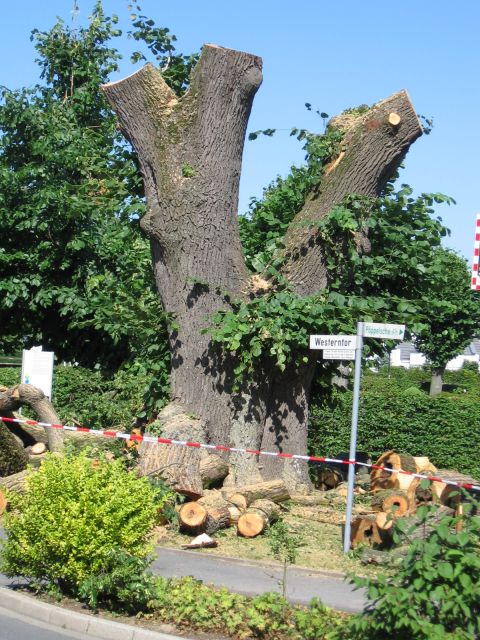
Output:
[
  {"xmin": 102, "ymin": 46, "xmax": 422, "ymax": 492},
  {"xmin": 429, "ymin": 365, "xmax": 445, "ymax": 396}
]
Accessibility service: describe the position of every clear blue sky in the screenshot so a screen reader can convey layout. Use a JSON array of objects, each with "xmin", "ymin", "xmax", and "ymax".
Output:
[{"xmin": 1, "ymin": 0, "xmax": 479, "ymax": 262}]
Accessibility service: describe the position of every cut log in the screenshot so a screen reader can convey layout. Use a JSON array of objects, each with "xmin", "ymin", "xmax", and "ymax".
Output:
[
  {"xmin": 5, "ymin": 418, "xmax": 48, "ymax": 446},
  {"xmin": 0, "ymin": 490, "xmax": 7, "ymax": 515},
  {"xmin": 0, "ymin": 418, "xmax": 29, "ymax": 476},
  {"xmin": 227, "ymin": 505, "xmax": 242, "ymax": 524},
  {"xmin": 30, "ymin": 442, "xmax": 46, "ymax": 455},
  {"xmin": 430, "ymin": 469, "xmax": 479, "ymax": 507},
  {"xmin": 199, "ymin": 454, "xmax": 229, "ymax": 489},
  {"xmin": 137, "ymin": 403, "xmax": 205, "ymax": 499},
  {"xmin": 314, "ymin": 466, "xmax": 344, "ymax": 491},
  {"xmin": 371, "ymin": 489, "xmax": 409, "ymax": 517},
  {"xmin": 228, "ymin": 493, "xmax": 248, "ymax": 510},
  {"xmin": 198, "ymin": 491, "xmax": 237, "ymax": 533},
  {"xmin": 350, "ymin": 515, "xmax": 383, "ymax": 548},
  {"xmin": 371, "ymin": 451, "xmax": 417, "ymax": 492},
  {"xmin": 227, "ymin": 479, "xmax": 290, "ymax": 508},
  {"xmin": 290, "ymin": 493, "xmax": 330, "ymax": 506},
  {"xmin": 406, "ymin": 477, "xmax": 435, "ymax": 513},
  {"xmin": 237, "ymin": 499, "xmax": 280, "ymax": 538},
  {"xmin": 178, "ymin": 502, "xmax": 208, "ymax": 531},
  {"xmin": 413, "ymin": 456, "xmax": 437, "ymax": 475},
  {"xmin": 398, "ymin": 505, "xmax": 455, "ymax": 542},
  {"xmin": 0, "ymin": 384, "xmax": 63, "ymax": 452},
  {"xmin": 375, "ymin": 511, "xmax": 394, "ymax": 531},
  {"xmin": 0, "ymin": 469, "xmax": 29, "ymax": 494},
  {"xmin": 204, "ymin": 505, "xmax": 231, "ymax": 535}
]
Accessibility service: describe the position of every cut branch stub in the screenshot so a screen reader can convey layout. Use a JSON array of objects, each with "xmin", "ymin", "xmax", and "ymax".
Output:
[{"xmin": 279, "ymin": 90, "xmax": 423, "ymax": 295}]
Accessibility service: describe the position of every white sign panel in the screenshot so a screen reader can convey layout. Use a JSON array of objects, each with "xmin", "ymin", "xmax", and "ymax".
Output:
[
  {"xmin": 363, "ymin": 323, "xmax": 405, "ymax": 340},
  {"xmin": 323, "ymin": 348, "xmax": 356, "ymax": 360},
  {"xmin": 21, "ymin": 347, "xmax": 54, "ymax": 399},
  {"xmin": 310, "ymin": 335, "xmax": 357, "ymax": 350}
]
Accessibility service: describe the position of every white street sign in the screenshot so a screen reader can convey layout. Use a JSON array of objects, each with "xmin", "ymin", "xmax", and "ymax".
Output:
[
  {"xmin": 309, "ymin": 335, "xmax": 357, "ymax": 350},
  {"xmin": 21, "ymin": 346, "xmax": 54, "ymax": 399},
  {"xmin": 363, "ymin": 323, "xmax": 405, "ymax": 340},
  {"xmin": 323, "ymin": 348, "xmax": 356, "ymax": 360}
]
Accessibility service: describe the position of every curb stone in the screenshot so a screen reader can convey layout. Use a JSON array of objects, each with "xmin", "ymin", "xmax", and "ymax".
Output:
[{"xmin": 0, "ymin": 586, "xmax": 189, "ymax": 640}]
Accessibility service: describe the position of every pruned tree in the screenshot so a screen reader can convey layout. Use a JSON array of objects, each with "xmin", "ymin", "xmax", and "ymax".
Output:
[{"xmin": 102, "ymin": 45, "xmax": 423, "ymax": 492}]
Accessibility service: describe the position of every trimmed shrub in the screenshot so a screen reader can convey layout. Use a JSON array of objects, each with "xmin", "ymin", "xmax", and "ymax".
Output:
[
  {"xmin": 309, "ymin": 368, "xmax": 480, "ymax": 478},
  {"xmin": 1, "ymin": 451, "xmax": 164, "ymax": 592}
]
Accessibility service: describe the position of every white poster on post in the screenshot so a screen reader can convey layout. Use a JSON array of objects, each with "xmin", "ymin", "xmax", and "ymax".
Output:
[{"xmin": 21, "ymin": 346, "xmax": 54, "ymax": 399}]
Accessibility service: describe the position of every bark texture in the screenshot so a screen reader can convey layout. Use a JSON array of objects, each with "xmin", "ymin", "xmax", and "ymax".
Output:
[
  {"xmin": 0, "ymin": 384, "xmax": 63, "ymax": 452},
  {"xmin": 102, "ymin": 46, "xmax": 422, "ymax": 492}
]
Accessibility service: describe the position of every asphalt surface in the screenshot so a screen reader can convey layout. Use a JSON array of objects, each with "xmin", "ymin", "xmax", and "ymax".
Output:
[
  {"xmin": 152, "ymin": 546, "xmax": 367, "ymax": 613},
  {"xmin": 0, "ymin": 606, "xmax": 92, "ymax": 640}
]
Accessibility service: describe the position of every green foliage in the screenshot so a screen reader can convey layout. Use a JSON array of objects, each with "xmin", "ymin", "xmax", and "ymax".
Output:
[
  {"xmin": 0, "ymin": 3, "xmax": 187, "ymax": 404},
  {"xmin": 0, "ymin": 364, "xmax": 168, "ymax": 431},
  {"xmin": 338, "ymin": 501, "xmax": 480, "ymax": 639},
  {"xmin": 151, "ymin": 575, "xmax": 345, "ymax": 639},
  {"xmin": 210, "ymin": 184, "xmax": 454, "ymax": 382},
  {"xmin": 78, "ymin": 549, "xmax": 158, "ymax": 613},
  {"xmin": 1, "ymin": 451, "xmax": 163, "ymax": 592},
  {"xmin": 295, "ymin": 598, "xmax": 346, "ymax": 639},
  {"xmin": 127, "ymin": 2, "xmax": 198, "ymax": 96},
  {"xmin": 309, "ymin": 367, "xmax": 480, "ymax": 478},
  {"xmin": 240, "ymin": 124, "xmax": 344, "ymax": 273},
  {"xmin": 268, "ymin": 519, "xmax": 302, "ymax": 565},
  {"xmin": 413, "ymin": 248, "xmax": 480, "ymax": 370}
]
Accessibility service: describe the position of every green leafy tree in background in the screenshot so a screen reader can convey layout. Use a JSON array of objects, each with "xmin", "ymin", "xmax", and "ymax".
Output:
[
  {"xmin": 413, "ymin": 248, "xmax": 480, "ymax": 395},
  {"xmin": 0, "ymin": 2, "xmax": 196, "ymax": 414}
]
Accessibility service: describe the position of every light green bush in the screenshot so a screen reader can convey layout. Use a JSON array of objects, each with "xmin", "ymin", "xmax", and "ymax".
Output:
[{"xmin": 1, "ymin": 451, "xmax": 163, "ymax": 592}]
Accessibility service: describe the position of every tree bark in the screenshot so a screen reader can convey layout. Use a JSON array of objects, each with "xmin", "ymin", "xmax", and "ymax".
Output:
[
  {"xmin": 102, "ymin": 47, "xmax": 422, "ymax": 492},
  {"xmin": 0, "ymin": 384, "xmax": 63, "ymax": 452},
  {"xmin": 429, "ymin": 366, "xmax": 445, "ymax": 396}
]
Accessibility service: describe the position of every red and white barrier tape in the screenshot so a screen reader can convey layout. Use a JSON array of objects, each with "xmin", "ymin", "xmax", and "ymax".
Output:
[
  {"xmin": 2, "ymin": 415, "xmax": 479, "ymax": 493},
  {"xmin": 471, "ymin": 213, "xmax": 480, "ymax": 291}
]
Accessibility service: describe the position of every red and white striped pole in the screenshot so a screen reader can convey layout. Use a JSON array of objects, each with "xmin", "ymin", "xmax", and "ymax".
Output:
[{"xmin": 471, "ymin": 214, "xmax": 480, "ymax": 291}]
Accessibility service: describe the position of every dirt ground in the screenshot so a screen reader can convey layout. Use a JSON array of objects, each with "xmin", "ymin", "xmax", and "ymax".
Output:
[{"xmin": 153, "ymin": 498, "xmax": 382, "ymax": 577}]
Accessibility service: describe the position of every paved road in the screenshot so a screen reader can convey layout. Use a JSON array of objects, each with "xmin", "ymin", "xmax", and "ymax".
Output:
[
  {"xmin": 0, "ymin": 606, "xmax": 92, "ymax": 640},
  {"xmin": 152, "ymin": 547, "xmax": 367, "ymax": 613}
]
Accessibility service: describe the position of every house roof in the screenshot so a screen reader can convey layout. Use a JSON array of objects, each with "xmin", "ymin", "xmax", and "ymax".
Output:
[{"xmin": 396, "ymin": 339, "xmax": 480, "ymax": 360}]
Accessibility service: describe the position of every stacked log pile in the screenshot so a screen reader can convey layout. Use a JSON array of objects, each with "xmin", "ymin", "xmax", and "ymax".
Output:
[
  {"xmin": 177, "ymin": 479, "xmax": 290, "ymax": 538},
  {"xmin": 349, "ymin": 451, "xmax": 478, "ymax": 549}
]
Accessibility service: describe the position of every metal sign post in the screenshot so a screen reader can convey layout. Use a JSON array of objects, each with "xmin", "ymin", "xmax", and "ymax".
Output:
[
  {"xmin": 343, "ymin": 321, "xmax": 364, "ymax": 553},
  {"xmin": 309, "ymin": 322, "xmax": 405, "ymax": 553}
]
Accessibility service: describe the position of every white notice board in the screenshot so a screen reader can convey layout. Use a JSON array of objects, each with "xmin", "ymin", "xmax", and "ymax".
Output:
[{"xmin": 21, "ymin": 347, "xmax": 54, "ymax": 398}]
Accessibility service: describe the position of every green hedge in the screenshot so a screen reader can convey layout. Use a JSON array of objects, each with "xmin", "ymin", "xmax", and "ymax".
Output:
[
  {"xmin": 309, "ymin": 367, "xmax": 480, "ymax": 478},
  {"xmin": 0, "ymin": 365, "xmax": 150, "ymax": 431}
]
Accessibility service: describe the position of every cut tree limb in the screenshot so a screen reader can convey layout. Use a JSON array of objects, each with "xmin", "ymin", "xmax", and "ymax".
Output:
[
  {"xmin": 0, "ymin": 384, "xmax": 63, "ymax": 452},
  {"xmin": 278, "ymin": 91, "xmax": 423, "ymax": 296},
  {"xmin": 199, "ymin": 454, "xmax": 229, "ymax": 489},
  {"xmin": 0, "ymin": 469, "xmax": 29, "ymax": 493},
  {"xmin": 226, "ymin": 479, "xmax": 290, "ymax": 507},
  {"xmin": 371, "ymin": 451, "xmax": 417, "ymax": 492},
  {"xmin": 138, "ymin": 403, "xmax": 206, "ymax": 498}
]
